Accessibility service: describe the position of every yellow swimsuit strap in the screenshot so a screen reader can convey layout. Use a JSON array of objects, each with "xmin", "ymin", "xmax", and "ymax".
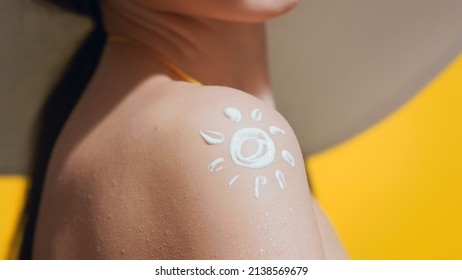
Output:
[{"xmin": 107, "ymin": 35, "xmax": 202, "ymax": 86}]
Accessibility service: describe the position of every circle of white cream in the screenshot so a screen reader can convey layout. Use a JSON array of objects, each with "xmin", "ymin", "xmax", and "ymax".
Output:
[{"xmin": 229, "ymin": 127, "xmax": 275, "ymax": 169}]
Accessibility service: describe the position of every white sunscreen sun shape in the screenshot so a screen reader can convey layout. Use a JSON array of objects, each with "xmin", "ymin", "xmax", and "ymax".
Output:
[{"xmin": 200, "ymin": 107, "xmax": 295, "ymax": 198}]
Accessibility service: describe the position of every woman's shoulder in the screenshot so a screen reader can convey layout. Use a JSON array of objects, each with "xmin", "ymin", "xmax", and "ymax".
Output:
[
  {"xmin": 137, "ymin": 82, "xmax": 277, "ymax": 124},
  {"xmin": 132, "ymin": 82, "xmax": 308, "ymax": 194},
  {"xmin": 126, "ymin": 83, "xmax": 325, "ymax": 258},
  {"xmin": 48, "ymin": 82, "xmax": 325, "ymax": 258},
  {"xmin": 139, "ymin": 82, "xmax": 288, "ymax": 137},
  {"xmin": 134, "ymin": 83, "xmax": 297, "ymax": 169}
]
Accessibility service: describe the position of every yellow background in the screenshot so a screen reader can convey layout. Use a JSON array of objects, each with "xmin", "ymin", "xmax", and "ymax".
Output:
[
  {"xmin": 0, "ymin": 176, "xmax": 27, "ymax": 259},
  {"xmin": 1, "ymin": 54, "xmax": 462, "ymax": 259},
  {"xmin": 308, "ymin": 53, "xmax": 462, "ymax": 259}
]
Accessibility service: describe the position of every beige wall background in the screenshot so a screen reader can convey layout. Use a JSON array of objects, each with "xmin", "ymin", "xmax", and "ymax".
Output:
[
  {"xmin": 269, "ymin": 0, "xmax": 462, "ymax": 155},
  {"xmin": 1, "ymin": 0, "xmax": 462, "ymax": 174},
  {"xmin": 0, "ymin": 0, "xmax": 92, "ymax": 174}
]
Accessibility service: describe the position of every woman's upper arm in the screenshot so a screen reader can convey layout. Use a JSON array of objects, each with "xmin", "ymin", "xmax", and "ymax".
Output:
[{"xmin": 148, "ymin": 86, "xmax": 325, "ymax": 259}]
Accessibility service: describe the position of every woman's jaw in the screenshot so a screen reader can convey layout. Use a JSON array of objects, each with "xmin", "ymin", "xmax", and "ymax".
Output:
[
  {"xmin": 100, "ymin": 0, "xmax": 295, "ymax": 104},
  {"xmin": 102, "ymin": 0, "xmax": 299, "ymax": 23}
]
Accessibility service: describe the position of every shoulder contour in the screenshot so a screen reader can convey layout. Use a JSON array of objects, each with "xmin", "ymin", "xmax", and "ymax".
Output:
[
  {"xmin": 140, "ymin": 84, "xmax": 325, "ymax": 258},
  {"xmin": 162, "ymin": 85, "xmax": 305, "ymax": 195},
  {"xmin": 171, "ymin": 85, "xmax": 290, "ymax": 132}
]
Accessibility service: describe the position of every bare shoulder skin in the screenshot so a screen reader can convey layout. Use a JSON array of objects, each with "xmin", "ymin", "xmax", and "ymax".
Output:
[
  {"xmin": 32, "ymin": 0, "xmax": 346, "ymax": 259},
  {"xmin": 148, "ymin": 85, "xmax": 326, "ymax": 259},
  {"xmin": 34, "ymin": 82, "xmax": 323, "ymax": 259}
]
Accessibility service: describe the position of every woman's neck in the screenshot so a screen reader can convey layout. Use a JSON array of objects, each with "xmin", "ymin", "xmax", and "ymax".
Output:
[{"xmin": 102, "ymin": 4, "xmax": 274, "ymax": 105}]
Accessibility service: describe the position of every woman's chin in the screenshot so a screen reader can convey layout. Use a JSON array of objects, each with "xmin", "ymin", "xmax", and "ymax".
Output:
[
  {"xmin": 184, "ymin": 0, "xmax": 299, "ymax": 23},
  {"xmin": 232, "ymin": 0, "xmax": 299, "ymax": 22},
  {"xmin": 114, "ymin": 0, "xmax": 299, "ymax": 23}
]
